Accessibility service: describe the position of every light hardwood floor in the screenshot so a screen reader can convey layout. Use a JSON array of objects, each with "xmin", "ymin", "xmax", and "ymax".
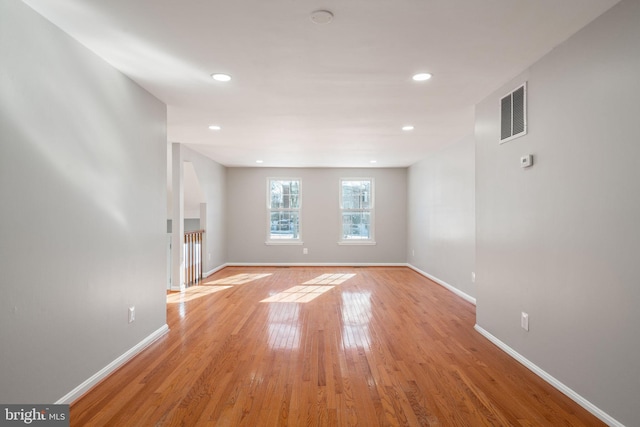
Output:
[{"xmin": 71, "ymin": 267, "xmax": 604, "ymax": 426}]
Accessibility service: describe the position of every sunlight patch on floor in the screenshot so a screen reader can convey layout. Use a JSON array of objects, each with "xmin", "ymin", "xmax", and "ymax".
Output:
[
  {"xmin": 205, "ymin": 273, "xmax": 272, "ymax": 285},
  {"xmin": 261, "ymin": 273, "xmax": 356, "ymax": 303},
  {"xmin": 303, "ymin": 273, "xmax": 356, "ymax": 285},
  {"xmin": 261, "ymin": 285, "xmax": 335, "ymax": 303},
  {"xmin": 167, "ymin": 285, "xmax": 232, "ymax": 303}
]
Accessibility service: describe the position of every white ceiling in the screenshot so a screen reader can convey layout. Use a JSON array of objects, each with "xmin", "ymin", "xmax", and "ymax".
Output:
[{"xmin": 23, "ymin": 0, "xmax": 619, "ymax": 168}]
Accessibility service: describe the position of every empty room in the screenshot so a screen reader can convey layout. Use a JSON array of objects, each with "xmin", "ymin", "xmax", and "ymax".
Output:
[{"xmin": 1, "ymin": 0, "xmax": 638, "ymax": 426}]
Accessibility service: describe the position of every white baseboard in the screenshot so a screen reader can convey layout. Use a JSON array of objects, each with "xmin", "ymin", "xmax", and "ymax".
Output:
[
  {"xmin": 225, "ymin": 262, "xmax": 407, "ymax": 267},
  {"xmin": 55, "ymin": 324, "xmax": 169, "ymax": 404},
  {"xmin": 170, "ymin": 263, "xmax": 226, "ymax": 291},
  {"xmin": 203, "ymin": 263, "xmax": 227, "ymax": 278},
  {"xmin": 474, "ymin": 325, "xmax": 622, "ymax": 427},
  {"xmin": 407, "ymin": 264, "xmax": 476, "ymax": 305}
]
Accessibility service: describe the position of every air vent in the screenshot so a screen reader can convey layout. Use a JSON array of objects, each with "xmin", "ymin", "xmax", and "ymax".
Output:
[{"xmin": 500, "ymin": 82, "xmax": 527, "ymax": 143}]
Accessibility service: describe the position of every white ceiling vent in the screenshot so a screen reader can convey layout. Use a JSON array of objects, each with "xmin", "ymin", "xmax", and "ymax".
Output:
[{"xmin": 500, "ymin": 82, "xmax": 527, "ymax": 143}]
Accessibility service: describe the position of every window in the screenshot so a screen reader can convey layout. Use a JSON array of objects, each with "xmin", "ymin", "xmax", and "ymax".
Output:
[
  {"xmin": 267, "ymin": 178, "xmax": 301, "ymax": 243},
  {"xmin": 339, "ymin": 178, "xmax": 375, "ymax": 244}
]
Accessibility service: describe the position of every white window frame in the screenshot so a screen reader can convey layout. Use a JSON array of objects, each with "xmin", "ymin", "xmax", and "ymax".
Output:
[
  {"xmin": 338, "ymin": 177, "xmax": 376, "ymax": 245},
  {"xmin": 266, "ymin": 177, "xmax": 303, "ymax": 245}
]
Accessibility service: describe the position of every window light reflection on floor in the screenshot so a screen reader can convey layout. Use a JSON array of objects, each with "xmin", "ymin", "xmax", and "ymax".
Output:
[
  {"xmin": 261, "ymin": 285, "xmax": 334, "ymax": 303},
  {"xmin": 205, "ymin": 273, "xmax": 272, "ymax": 285},
  {"xmin": 302, "ymin": 273, "xmax": 356, "ymax": 285},
  {"xmin": 267, "ymin": 303, "xmax": 301, "ymax": 349},
  {"xmin": 167, "ymin": 273, "xmax": 273, "ymax": 305},
  {"xmin": 261, "ymin": 273, "xmax": 356, "ymax": 303},
  {"xmin": 340, "ymin": 291, "xmax": 372, "ymax": 349},
  {"xmin": 166, "ymin": 285, "xmax": 232, "ymax": 304}
]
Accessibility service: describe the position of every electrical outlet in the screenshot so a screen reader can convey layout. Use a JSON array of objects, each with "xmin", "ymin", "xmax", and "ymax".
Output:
[
  {"xmin": 128, "ymin": 306, "xmax": 135, "ymax": 324},
  {"xmin": 303, "ymin": 248, "xmax": 308, "ymax": 255},
  {"xmin": 521, "ymin": 312, "xmax": 529, "ymax": 331},
  {"xmin": 471, "ymin": 272, "xmax": 476, "ymax": 283}
]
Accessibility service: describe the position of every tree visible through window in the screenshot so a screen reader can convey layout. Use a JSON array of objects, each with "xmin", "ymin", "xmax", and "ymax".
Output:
[
  {"xmin": 268, "ymin": 179, "xmax": 301, "ymax": 241},
  {"xmin": 340, "ymin": 178, "xmax": 374, "ymax": 242}
]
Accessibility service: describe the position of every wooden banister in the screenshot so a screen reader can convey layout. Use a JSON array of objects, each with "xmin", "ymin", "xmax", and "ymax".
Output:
[{"xmin": 184, "ymin": 230, "xmax": 205, "ymax": 286}]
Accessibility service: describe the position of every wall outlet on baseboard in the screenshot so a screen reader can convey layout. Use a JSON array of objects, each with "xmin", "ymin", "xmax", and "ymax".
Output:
[
  {"xmin": 128, "ymin": 306, "xmax": 135, "ymax": 324},
  {"xmin": 521, "ymin": 312, "xmax": 529, "ymax": 331}
]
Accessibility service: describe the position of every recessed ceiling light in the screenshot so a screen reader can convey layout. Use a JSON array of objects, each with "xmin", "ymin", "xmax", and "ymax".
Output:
[
  {"xmin": 412, "ymin": 73, "xmax": 432, "ymax": 81},
  {"xmin": 211, "ymin": 73, "xmax": 231, "ymax": 82},
  {"xmin": 402, "ymin": 125, "xmax": 415, "ymax": 131},
  {"xmin": 208, "ymin": 125, "xmax": 221, "ymax": 130},
  {"xmin": 310, "ymin": 10, "xmax": 334, "ymax": 24},
  {"xmin": 256, "ymin": 160, "xmax": 264, "ymax": 164}
]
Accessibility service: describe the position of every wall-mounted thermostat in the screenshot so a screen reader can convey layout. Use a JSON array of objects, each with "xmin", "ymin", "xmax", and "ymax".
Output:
[{"xmin": 520, "ymin": 154, "xmax": 533, "ymax": 168}]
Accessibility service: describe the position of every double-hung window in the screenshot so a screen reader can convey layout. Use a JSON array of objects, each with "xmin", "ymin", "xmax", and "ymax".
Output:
[
  {"xmin": 339, "ymin": 178, "xmax": 375, "ymax": 244},
  {"xmin": 267, "ymin": 178, "xmax": 302, "ymax": 243}
]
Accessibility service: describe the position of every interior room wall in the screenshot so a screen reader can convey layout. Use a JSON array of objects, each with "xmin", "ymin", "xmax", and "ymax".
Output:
[
  {"xmin": 407, "ymin": 135, "xmax": 476, "ymax": 300},
  {"xmin": 179, "ymin": 146, "xmax": 227, "ymax": 274},
  {"xmin": 475, "ymin": 0, "xmax": 640, "ymax": 424},
  {"xmin": 184, "ymin": 218, "xmax": 201, "ymax": 231},
  {"xmin": 0, "ymin": 1, "xmax": 168, "ymax": 403},
  {"xmin": 226, "ymin": 167, "xmax": 407, "ymax": 264}
]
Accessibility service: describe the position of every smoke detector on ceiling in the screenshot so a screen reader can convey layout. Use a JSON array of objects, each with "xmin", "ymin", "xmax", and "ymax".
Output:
[{"xmin": 310, "ymin": 10, "xmax": 334, "ymax": 24}]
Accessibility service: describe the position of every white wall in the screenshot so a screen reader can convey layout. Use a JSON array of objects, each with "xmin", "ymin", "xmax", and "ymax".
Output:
[
  {"xmin": 475, "ymin": 0, "xmax": 640, "ymax": 424},
  {"xmin": 407, "ymin": 135, "xmax": 476, "ymax": 300},
  {"xmin": 0, "ymin": 1, "xmax": 167, "ymax": 403},
  {"xmin": 184, "ymin": 219, "xmax": 202, "ymax": 232},
  {"xmin": 227, "ymin": 168, "xmax": 406, "ymax": 264},
  {"xmin": 180, "ymin": 146, "xmax": 227, "ymax": 273}
]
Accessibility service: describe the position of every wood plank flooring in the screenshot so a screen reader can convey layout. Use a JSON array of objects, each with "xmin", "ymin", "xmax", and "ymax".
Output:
[{"xmin": 70, "ymin": 267, "xmax": 604, "ymax": 426}]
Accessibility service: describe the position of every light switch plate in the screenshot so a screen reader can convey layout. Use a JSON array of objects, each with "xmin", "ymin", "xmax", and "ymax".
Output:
[{"xmin": 521, "ymin": 312, "xmax": 529, "ymax": 331}]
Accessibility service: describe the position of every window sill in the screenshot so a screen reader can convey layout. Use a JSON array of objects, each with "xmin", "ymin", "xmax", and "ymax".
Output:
[{"xmin": 337, "ymin": 240, "xmax": 376, "ymax": 246}]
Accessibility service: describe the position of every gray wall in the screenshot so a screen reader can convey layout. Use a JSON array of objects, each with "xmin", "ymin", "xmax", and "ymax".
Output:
[
  {"xmin": 180, "ymin": 146, "xmax": 227, "ymax": 272},
  {"xmin": 184, "ymin": 219, "xmax": 202, "ymax": 232},
  {"xmin": 407, "ymin": 135, "xmax": 476, "ymax": 299},
  {"xmin": 0, "ymin": 1, "xmax": 167, "ymax": 403},
  {"xmin": 475, "ymin": 0, "xmax": 640, "ymax": 424},
  {"xmin": 227, "ymin": 168, "xmax": 406, "ymax": 264}
]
